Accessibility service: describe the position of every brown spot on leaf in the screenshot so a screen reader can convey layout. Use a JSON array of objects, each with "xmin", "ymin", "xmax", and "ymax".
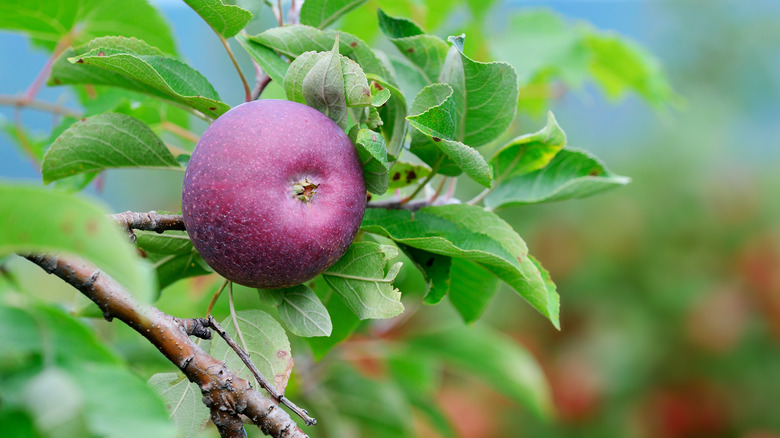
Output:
[
  {"xmin": 86, "ymin": 219, "xmax": 100, "ymax": 235},
  {"xmin": 366, "ymin": 192, "xmax": 372, "ymax": 201},
  {"xmin": 209, "ymin": 107, "xmax": 216, "ymax": 111},
  {"xmin": 350, "ymin": 41, "xmax": 358, "ymax": 48},
  {"xmin": 407, "ymin": 47, "xmax": 415, "ymax": 53},
  {"xmin": 392, "ymin": 172, "xmax": 401, "ymax": 181},
  {"xmin": 406, "ymin": 170, "xmax": 417, "ymax": 182},
  {"xmin": 589, "ymin": 169, "xmax": 602, "ymax": 176},
  {"xmin": 76, "ymin": 58, "xmax": 84, "ymax": 63},
  {"xmin": 80, "ymin": 118, "xmax": 86, "ymax": 122},
  {"xmin": 372, "ymin": 82, "xmax": 384, "ymax": 91},
  {"xmin": 274, "ymin": 351, "xmax": 294, "ymax": 393},
  {"xmin": 98, "ymin": 51, "xmax": 105, "ymax": 57},
  {"xmin": 61, "ymin": 219, "xmax": 74, "ymax": 234},
  {"xmin": 432, "ymin": 137, "xmax": 441, "ymax": 142},
  {"xmin": 371, "ymin": 134, "xmax": 377, "ymax": 142},
  {"xmin": 53, "ymin": 78, "xmax": 61, "ymax": 85}
]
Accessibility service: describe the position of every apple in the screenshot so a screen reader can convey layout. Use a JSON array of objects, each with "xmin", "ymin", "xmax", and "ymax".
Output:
[{"xmin": 182, "ymin": 100, "xmax": 366, "ymax": 288}]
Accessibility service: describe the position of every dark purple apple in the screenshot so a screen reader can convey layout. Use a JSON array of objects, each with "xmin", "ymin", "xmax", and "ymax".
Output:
[{"xmin": 182, "ymin": 100, "xmax": 366, "ymax": 288}]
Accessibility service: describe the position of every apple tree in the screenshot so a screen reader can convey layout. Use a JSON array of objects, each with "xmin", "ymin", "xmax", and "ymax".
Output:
[{"xmin": 0, "ymin": 1, "xmax": 675, "ymax": 437}]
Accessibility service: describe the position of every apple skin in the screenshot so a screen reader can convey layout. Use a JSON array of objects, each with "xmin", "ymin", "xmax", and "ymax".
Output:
[{"xmin": 182, "ymin": 100, "xmax": 366, "ymax": 288}]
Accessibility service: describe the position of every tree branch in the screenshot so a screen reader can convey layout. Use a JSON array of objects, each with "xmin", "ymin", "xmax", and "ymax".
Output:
[
  {"xmin": 206, "ymin": 315, "xmax": 317, "ymax": 426},
  {"xmin": 110, "ymin": 211, "xmax": 185, "ymax": 242},
  {"xmin": 24, "ymin": 253, "xmax": 309, "ymax": 438}
]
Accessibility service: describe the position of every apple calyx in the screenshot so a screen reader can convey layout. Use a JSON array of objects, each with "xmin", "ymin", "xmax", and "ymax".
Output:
[{"xmin": 292, "ymin": 178, "xmax": 319, "ymax": 203}]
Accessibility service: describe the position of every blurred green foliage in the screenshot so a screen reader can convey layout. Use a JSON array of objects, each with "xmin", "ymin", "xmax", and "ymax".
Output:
[{"xmin": 2, "ymin": 0, "xmax": 779, "ymax": 437}]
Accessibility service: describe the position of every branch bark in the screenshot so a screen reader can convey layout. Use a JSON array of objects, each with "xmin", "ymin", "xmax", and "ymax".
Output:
[{"xmin": 24, "ymin": 253, "xmax": 309, "ymax": 438}]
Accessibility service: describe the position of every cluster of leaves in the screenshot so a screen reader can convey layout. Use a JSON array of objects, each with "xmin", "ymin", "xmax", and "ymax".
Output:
[{"xmin": 0, "ymin": 0, "xmax": 675, "ymax": 436}]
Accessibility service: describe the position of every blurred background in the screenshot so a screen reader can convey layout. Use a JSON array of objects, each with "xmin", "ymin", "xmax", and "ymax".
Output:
[{"xmin": 2, "ymin": 0, "xmax": 780, "ymax": 437}]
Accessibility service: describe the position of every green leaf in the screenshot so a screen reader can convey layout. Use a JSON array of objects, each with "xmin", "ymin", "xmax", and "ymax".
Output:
[
  {"xmin": 183, "ymin": 0, "xmax": 253, "ymax": 39},
  {"xmin": 370, "ymin": 81, "xmax": 392, "ymax": 107},
  {"xmin": 284, "ymin": 51, "xmax": 321, "ymax": 104},
  {"xmin": 0, "ymin": 0, "xmax": 177, "ymax": 55},
  {"xmin": 235, "ymin": 33, "xmax": 289, "ymax": 85},
  {"xmin": 273, "ymin": 285, "xmax": 333, "ymax": 338},
  {"xmin": 301, "ymin": 39, "xmax": 349, "ymax": 128},
  {"xmin": 400, "ymin": 245, "xmax": 451, "ymax": 305},
  {"xmin": 439, "ymin": 34, "xmax": 519, "ymax": 147},
  {"xmin": 585, "ymin": 30, "xmax": 678, "ymax": 108},
  {"xmin": 110, "ymin": 97, "xmax": 191, "ymax": 130},
  {"xmin": 388, "ymin": 161, "xmax": 431, "ymax": 189},
  {"xmin": 361, "ymin": 205, "xmax": 560, "ymax": 328},
  {"xmin": 377, "ymin": 9, "xmax": 450, "ymax": 84},
  {"xmin": 411, "ymin": 325, "xmax": 553, "ymax": 419},
  {"xmin": 147, "ymin": 373, "xmax": 210, "ymax": 437},
  {"xmin": 366, "ymin": 74, "xmax": 407, "ymax": 160},
  {"xmin": 490, "ymin": 111, "xmax": 567, "ymax": 182},
  {"xmin": 324, "ymin": 363, "xmax": 414, "ymax": 436},
  {"xmin": 407, "ymin": 83, "xmax": 492, "ymax": 187},
  {"xmin": 485, "ymin": 148, "xmax": 631, "ymax": 208},
  {"xmin": 0, "ymin": 303, "xmax": 121, "ymax": 368},
  {"xmin": 49, "ymin": 37, "xmax": 229, "ymax": 119},
  {"xmin": 322, "ymin": 242, "xmax": 404, "ymax": 320},
  {"xmin": 284, "ymin": 41, "xmax": 373, "ymax": 128},
  {"xmin": 41, "ymin": 113, "xmax": 180, "ymax": 184},
  {"xmin": 135, "ymin": 231, "xmax": 213, "ymax": 290},
  {"xmin": 352, "ymin": 128, "xmax": 389, "ymax": 195},
  {"xmin": 448, "ymin": 258, "xmax": 500, "ymax": 323},
  {"xmin": 71, "ymin": 364, "xmax": 177, "ymax": 438},
  {"xmin": 306, "ymin": 276, "xmax": 360, "ymax": 360},
  {"xmin": 209, "ymin": 310, "xmax": 293, "ymax": 393},
  {"xmin": 0, "ymin": 185, "xmax": 155, "ymax": 303},
  {"xmin": 249, "ymin": 25, "xmax": 393, "ymax": 82},
  {"xmin": 490, "ymin": 10, "xmax": 589, "ymax": 86},
  {"xmin": 300, "ymin": 0, "xmax": 368, "ymax": 29}
]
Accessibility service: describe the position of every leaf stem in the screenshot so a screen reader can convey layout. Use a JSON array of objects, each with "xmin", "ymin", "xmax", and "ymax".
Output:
[
  {"xmin": 467, "ymin": 187, "xmax": 491, "ymax": 205},
  {"xmin": 400, "ymin": 156, "xmax": 443, "ymax": 205},
  {"xmin": 228, "ymin": 281, "xmax": 249, "ymax": 353},
  {"xmin": 160, "ymin": 121, "xmax": 200, "ymax": 144},
  {"xmin": 277, "ymin": 0, "xmax": 284, "ymax": 26},
  {"xmin": 219, "ymin": 36, "xmax": 252, "ymax": 102},
  {"xmin": 0, "ymin": 95, "xmax": 82, "ymax": 118},
  {"xmin": 206, "ymin": 278, "xmax": 230, "ymax": 317},
  {"xmin": 206, "ymin": 315, "xmax": 317, "ymax": 426},
  {"xmin": 429, "ymin": 177, "xmax": 448, "ymax": 203}
]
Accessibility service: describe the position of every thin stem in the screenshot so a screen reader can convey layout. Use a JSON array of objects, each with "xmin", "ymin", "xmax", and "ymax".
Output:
[
  {"xmin": 23, "ymin": 31, "xmax": 75, "ymax": 102},
  {"xmin": 467, "ymin": 187, "xmax": 491, "ymax": 205},
  {"xmin": 206, "ymin": 279, "xmax": 229, "ymax": 317},
  {"xmin": 252, "ymin": 71, "xmax": 272, "ymax": 100},
  {"xmin": 164, "ymin": 142, "xmax": 191, "ymax": 158},
  {"xmin": 228, "ymin": 281, "xmax": 249, "ymax": 353},
  {"xmin": 400, "ymin": 156, "xmax": 443, "ymax": 205},
  {"xmin": 206, "ymin": 316, "xmax": 317, "ymax": 426},
  {"xmin": 444, "ymin": 177, "xmax": 457, "ymax": 201},
  {"xmin": 277, "ymin": 0, "xmax": 284, "ymax": 26},
  {"xmin": 289, "ymin": 0, "xmax": 299, "ymax": 25},
  {"xmin": 219, "ymin": 36, "xmax": 252, "ymax": 102},
  {"xmin": 0, "ymin": 95, "xmax": 82, "ymax": 118},
  {"xmin": 160, "ymin": 121, "xmax": 199, "ymax": 144},
  {"xmin": 429, "ymin": 177, "xmax": 448, "ymax": 203}
]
